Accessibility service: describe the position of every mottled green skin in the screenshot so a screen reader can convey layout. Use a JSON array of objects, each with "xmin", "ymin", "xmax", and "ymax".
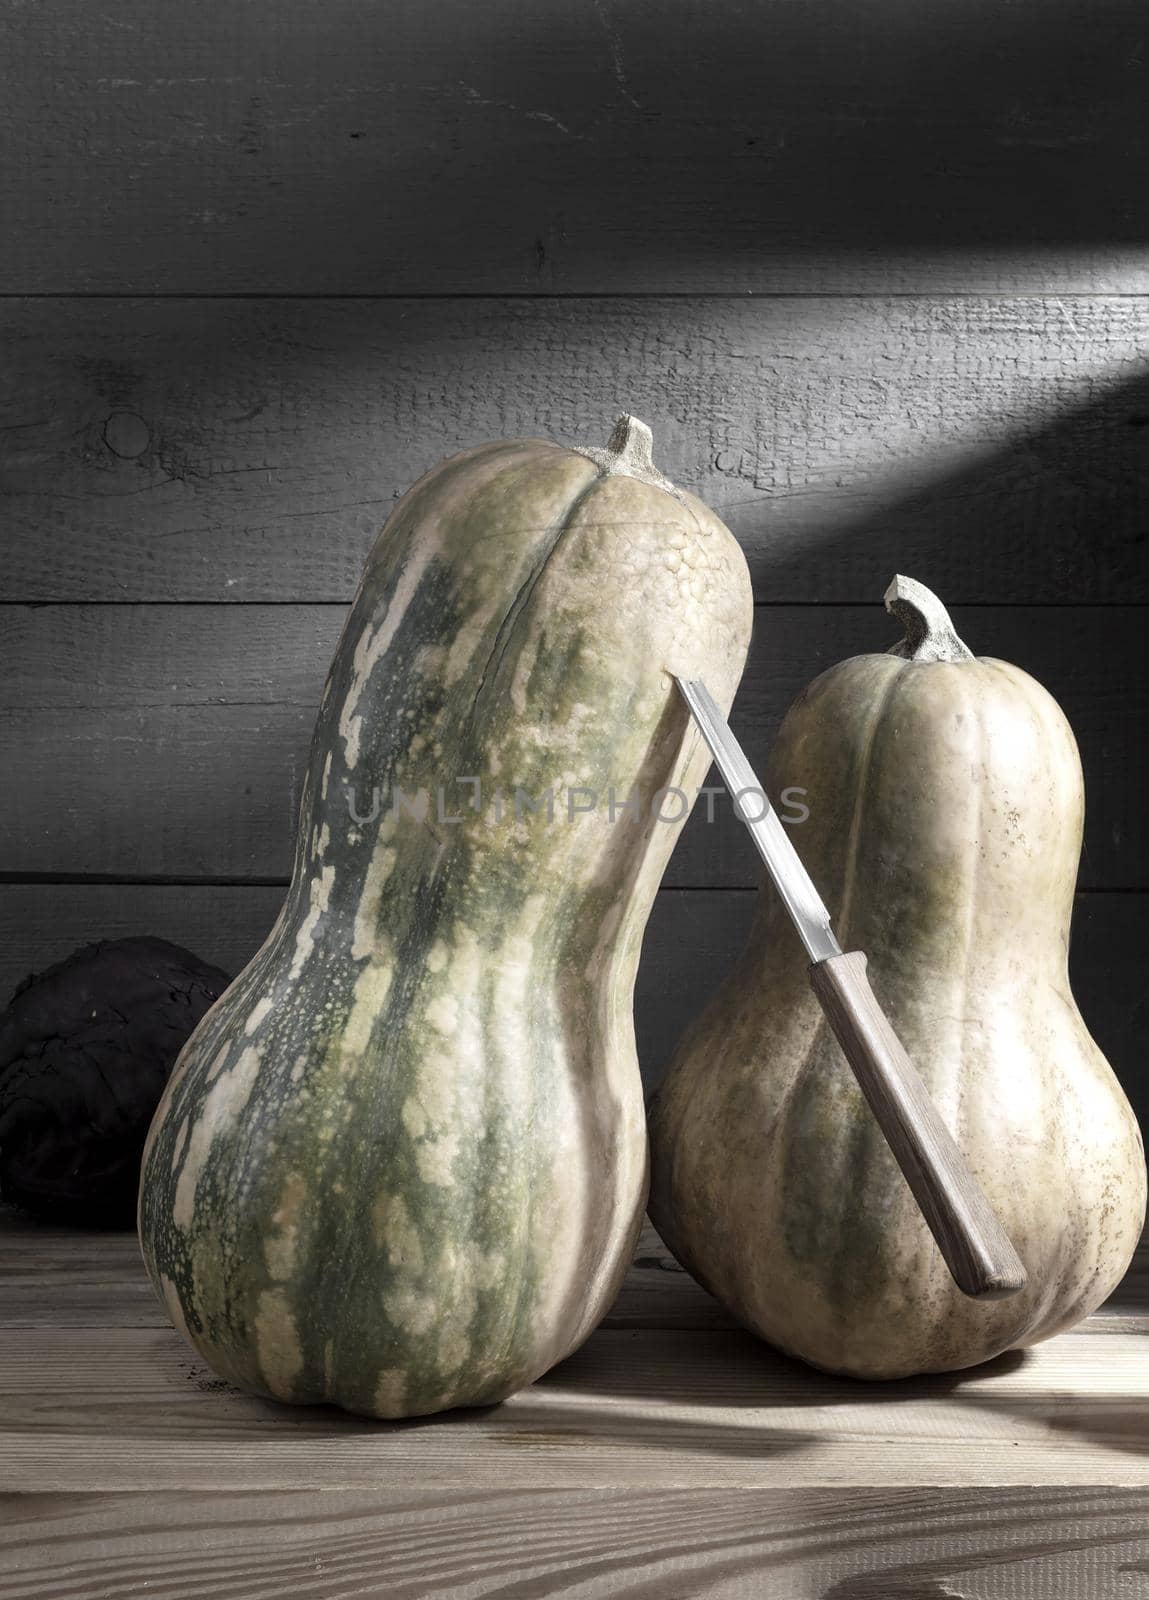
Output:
[
  {"xmin": 139, "ymin": 433, "xmax": 752, "ymax": 1417},
  {"xmin": 650, "ymin": 642, "xmax": 1147, "ymax": 1379}
]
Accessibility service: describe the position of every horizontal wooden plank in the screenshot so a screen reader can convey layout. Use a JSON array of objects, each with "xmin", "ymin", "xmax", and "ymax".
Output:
[
  {"xmin": 3, "ymin": 0, "xmax": 1147, "ymax": 294},
  {"xmin": 0, "ymin": 882, "xmax": 289, "ymax": 1014},
  {"xmin": 2, "ymin": 703, "xmax": 314, "ymax": 880},
  {"xmin": 3, "ymin": 1211, "xmax": 1144, "ymax": 1338},
  {"xmin": 0, "ymin": 1213, "xmax": 685, "ymax": 1332},
  {"xmin": 1, "ymin": 1486, "xmax": 1147, "ymax": 1597},
  {"xmin": 2, "ymin": 1321, "xmax": 1147, "ymax": 1490},
  {"xmin": 0, "ymin": 1215, "xmax": 733, "ymax": 1333},
  {"xmin": 3, "ymin": 297, "xmax": 1147, "ymax": 603},
  {"xmin": 0, "ymin": 1215, "xmax": 736, "ymax": 1334},
  {"xmin": 4, "ymin": 604, "xmax": 1145, "ymax": 888},
  {"xmin": 0, "ymin": 886, "xmax": 1145, "ymax": 1126},
  {"xmin": 0, "ymin": 1220, "xmax": 156, "ymax": 1331}
]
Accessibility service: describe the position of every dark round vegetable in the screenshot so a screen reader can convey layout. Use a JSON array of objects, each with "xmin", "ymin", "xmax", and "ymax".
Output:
[{"xmin": 0, "ymin": 938, "xmax": 231, "ymax": 1226}]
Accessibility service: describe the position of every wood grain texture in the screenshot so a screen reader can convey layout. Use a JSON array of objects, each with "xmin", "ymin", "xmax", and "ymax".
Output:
[
  {"xmin": 0, "ymin": 1221, "xmax": 156, "ymax": 1331},
  {"xmin": 4, "ymin": 1211, "xmax": 1144, "ymax": 1337},
  {"xmin": 2, "ymin": 1320, "xmax": 1148, "ymax": 1490},
  {"xmin": 3, "ymin": 297, "xmax": 1147, "ymax": 603},
  {"xmin": 1, "ymin": 1486, "xmax": 1148, "ymax": 1598},
  {"xmin": 1, "ymin": 887, "xmax": 1145, "ymax": 1117},
  {"xmin": 0, "ymin": 1215, "xmax": 736, "ymax": 1332},
  {"xmin": 3, "ymin": 0, "xmax": 1147, "ymax": 296},
  {"xmin": 5, "ymin": 603, "xmax": 1145, "ymax": 888}
]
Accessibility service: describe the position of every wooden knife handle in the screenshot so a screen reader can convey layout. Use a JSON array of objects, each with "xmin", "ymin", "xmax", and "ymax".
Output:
[{"xmin": 809, "ymin": 951, "xmax": 1026, "ymax": 1300}]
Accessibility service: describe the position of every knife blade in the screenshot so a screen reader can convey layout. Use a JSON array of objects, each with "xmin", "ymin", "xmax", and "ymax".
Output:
[{"xmin": 675, "ymin": 675, "xmax": 1026, "ymax": 1301}]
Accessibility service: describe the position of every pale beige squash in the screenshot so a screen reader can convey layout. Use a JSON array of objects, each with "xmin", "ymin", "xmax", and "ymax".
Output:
[{"xmin": 649, "ymin": 576, "xmax": 1146, "ymax": 1379}]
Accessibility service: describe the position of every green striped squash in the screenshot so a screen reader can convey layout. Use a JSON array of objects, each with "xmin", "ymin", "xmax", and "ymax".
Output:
[
  {"xmin": 649, "ymin": 577, "xmax": 1145, "ymax": 1379},
  {"xmin": 139, "ymin": 417, "xmax": 752, "ymax": 1418}
]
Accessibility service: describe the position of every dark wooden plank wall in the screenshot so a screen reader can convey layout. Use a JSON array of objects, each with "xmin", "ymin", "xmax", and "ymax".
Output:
[
  {"xmin": 4, "ymin": 298, "xmax": 1148, "ymax": 604},
  {"xmin": 1, "ymin": 2, "xmax": 1146, "ymax": 1125},
  {"xmin": 3, "ymin": 604, "xmax": 1146, "ymax": 887},
  {"xmin": 3, "ymin": 0, "xmax": 1147, "ymax": 294}
]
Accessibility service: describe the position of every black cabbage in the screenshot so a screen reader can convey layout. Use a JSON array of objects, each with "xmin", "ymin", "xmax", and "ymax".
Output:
[{"xmin": 0, "ymin": 938, "xmax": 230, "ymax": 1226}]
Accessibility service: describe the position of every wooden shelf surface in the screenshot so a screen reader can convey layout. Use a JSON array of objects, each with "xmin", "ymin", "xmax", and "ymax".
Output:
[{"xmin": 2, "ymin": 1212, "xmax": 1146, "ymax": 1496}]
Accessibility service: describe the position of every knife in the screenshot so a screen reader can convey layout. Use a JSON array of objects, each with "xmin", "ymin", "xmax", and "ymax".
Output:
[{"xmin": 675, "ymin": 676, "xmax": 1026, "ymax": 1301}]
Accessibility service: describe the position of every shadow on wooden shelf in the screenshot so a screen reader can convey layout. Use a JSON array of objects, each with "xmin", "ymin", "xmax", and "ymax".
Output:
[{"xmin": 1, "ymin": 1205, "xmax": 1147, "ymax": 1489}]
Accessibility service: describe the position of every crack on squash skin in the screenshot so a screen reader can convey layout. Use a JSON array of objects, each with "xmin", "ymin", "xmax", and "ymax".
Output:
[
  {"xmin": 468, "ymin": 463, "xmax": 599, "ymax": 716},
  {"xmin": 650, "ymin": 643, "xmax": 1147, "ymax": 1381},
  {"xmin": 139, "ymin": 432, "xmax": 752, "ymax": 1417}
]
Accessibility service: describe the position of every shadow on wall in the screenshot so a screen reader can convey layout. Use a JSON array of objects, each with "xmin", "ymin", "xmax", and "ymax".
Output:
[
  {"xmin": 381, "ymin": 0, "xmax": 1149, "ymax": 269},
  {"xmin": 12, "ymin": 0, "xmax": 1149, "ymax": 290},
  {"xmin": 7, "ymin": 0, "xmax": 1149, "ymax": 1120},
  {"xmin": 630, "ymin": 372, "xmax": 1147, "ymax": 1121},
  {"xmin": 718, "ymin": 365, "xmax": 1149, "ymax": 604},
  {"xmin": 5, "ymin": 340, "xmax": 1146, "ymax": 1112},
  {"xmin": 5, "ymin": 300, "xmax": 1149, "ymax": 605}
]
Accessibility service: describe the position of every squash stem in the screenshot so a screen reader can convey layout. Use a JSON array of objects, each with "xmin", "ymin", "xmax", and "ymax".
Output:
[
  {"xmin": 885, "ymin": 575, "xmax": 974, "ymax": 663},
  {"xmin": 573, "ymin": 414, "xmax": 681, "ymax": 497},
  {"xmin": 605, "ymin": 415, "xmax": 656, "ymax": 475}
]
